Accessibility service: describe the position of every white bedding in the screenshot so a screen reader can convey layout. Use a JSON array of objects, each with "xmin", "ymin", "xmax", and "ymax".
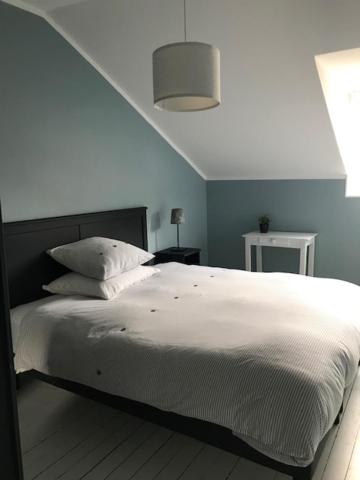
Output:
[{"xmin": 12, "ymin": 263, "xmax": 360, "ymax": 466}]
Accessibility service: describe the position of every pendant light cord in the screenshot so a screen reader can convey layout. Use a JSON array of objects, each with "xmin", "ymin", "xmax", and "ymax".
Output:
[{"xmin": 183, "ymin": 0, "xmax": 187, "ymax": 41}]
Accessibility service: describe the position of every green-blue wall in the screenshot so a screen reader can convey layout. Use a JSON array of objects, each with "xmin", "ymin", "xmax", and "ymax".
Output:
[
  {"xmin": 2, "ymin": 5, "xmax": 360, "ymax": 284},
  {"xmin": 0, "ymin": 3, "xmax": 207, "ymax": 259},
  {"xmin": 207, "ymin": 180, "xmax": 360, "ymax": 285}
]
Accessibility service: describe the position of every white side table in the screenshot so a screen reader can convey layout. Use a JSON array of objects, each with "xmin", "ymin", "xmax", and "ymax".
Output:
[{"xmin": 242, "ymin": 231, "xmax": 318, "ymax": 276}]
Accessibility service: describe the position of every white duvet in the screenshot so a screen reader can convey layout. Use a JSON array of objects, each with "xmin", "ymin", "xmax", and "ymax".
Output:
[{"xmin": 12, "ymin": 263, "xmax": 360, "ymax": 466}]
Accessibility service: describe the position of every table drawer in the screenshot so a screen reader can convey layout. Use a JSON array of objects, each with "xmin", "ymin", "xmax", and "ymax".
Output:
[{"xmin": 255, "ymin": 236, "xmax": 303, "ymax": 248}]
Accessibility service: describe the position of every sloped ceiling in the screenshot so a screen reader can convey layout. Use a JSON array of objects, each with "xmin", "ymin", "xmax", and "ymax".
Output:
[{"xmin": 4, "ymin": 0, "xmax": 360, "ymax": 179}]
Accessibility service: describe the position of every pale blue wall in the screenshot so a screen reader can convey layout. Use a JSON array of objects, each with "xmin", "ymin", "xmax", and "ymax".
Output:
[
  {"xmin": 207, "ymin": 180, "xmax": 360, "ymax": 285},
  {"xmin": 0, "ymin": 3, "xmax": 207, "ymax": 259},
  {"xmin": 3, "ymin": 4, "xmax": 360, "ymax": 282}
]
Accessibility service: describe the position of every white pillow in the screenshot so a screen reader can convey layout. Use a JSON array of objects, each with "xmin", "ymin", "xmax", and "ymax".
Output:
[
  {"xmin": 43, "ymin": 266, "xmax": 160, "ymax": 300},
  {"xmin": 47, "ymin": 237, "xmax": 154, "ymax": 280}
]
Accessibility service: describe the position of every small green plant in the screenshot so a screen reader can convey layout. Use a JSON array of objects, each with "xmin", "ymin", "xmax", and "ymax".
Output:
[{"xmin": 258, "ymin": 215, "xmax": 270, "ymax": 225}]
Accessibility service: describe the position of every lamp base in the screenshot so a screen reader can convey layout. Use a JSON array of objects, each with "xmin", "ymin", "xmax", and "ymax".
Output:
[{"xmin": 170, "ymin": 247, "xmax": 187, "ymax": 252}]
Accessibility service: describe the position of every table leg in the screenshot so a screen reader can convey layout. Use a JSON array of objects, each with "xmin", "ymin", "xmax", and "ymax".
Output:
[
  {"xmin": 308, "ymin": 242, "xmax": 315, "ymax": 277},
  {"xmin": 245, "ymin": 239, "xmax": 252, "ymax": 272},
  {"xmin": 256, "ymin": 246, "xmax": 263, "ymax": 272},
  {"xmin": 299, "ymin": 246, "xmax": 307, "ymax": 275}
]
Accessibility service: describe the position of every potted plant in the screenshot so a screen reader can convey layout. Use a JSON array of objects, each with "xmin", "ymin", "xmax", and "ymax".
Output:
[{"xmin": 258, "ymin": 215, "xmax": 270, "ymax": 233}]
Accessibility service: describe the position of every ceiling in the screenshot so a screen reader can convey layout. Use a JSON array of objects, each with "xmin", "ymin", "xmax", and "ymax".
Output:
[{"xmin": 4, "ymin": 0, "xmax": 360, "ymax": 180}]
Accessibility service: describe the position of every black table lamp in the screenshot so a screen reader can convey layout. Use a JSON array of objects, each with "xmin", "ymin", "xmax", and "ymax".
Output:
[{"xmin": 171, "ymin": 208, "xmax": 186, "ymax": 251}]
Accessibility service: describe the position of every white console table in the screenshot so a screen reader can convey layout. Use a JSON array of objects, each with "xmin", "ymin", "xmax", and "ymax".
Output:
[{"xmin": 242, "ymin": 231, "xmax": 318, "ymax": 276}]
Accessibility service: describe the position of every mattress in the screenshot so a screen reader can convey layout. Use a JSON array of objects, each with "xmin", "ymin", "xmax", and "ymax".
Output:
[{"xmin": 12, "ymin": 262, "xmax": 360, "ymax": 467}]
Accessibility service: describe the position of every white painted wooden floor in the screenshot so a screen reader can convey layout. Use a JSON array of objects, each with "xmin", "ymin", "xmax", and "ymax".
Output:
[{"xmin": 17, "ymin": 372, "xmax": 360, "ymax": 480}]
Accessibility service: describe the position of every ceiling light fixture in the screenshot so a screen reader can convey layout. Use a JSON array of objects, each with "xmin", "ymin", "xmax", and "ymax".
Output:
[{"xmin": 152, "ymin": 0, "xmax": 221, "ymax": 112}]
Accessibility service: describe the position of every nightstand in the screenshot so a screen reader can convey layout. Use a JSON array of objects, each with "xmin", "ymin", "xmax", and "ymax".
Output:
[{"xmin": 155, "ymin": 247, "xmax": 201, "ymax": 265}]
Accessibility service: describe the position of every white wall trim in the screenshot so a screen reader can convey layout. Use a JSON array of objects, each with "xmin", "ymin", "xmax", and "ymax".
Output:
[
  {"xmin": 2, "ymin": 0, "xmax": 207, "ymax": 180},
  {"xmin": 206, "ymin": 174, "xmax": 347, "ymax": 181},
  {"xmin": 44, "ymin": 15, "xmax": 206, "ymax": 180}
]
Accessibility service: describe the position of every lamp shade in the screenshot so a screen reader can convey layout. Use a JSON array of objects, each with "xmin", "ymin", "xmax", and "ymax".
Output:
[
  {"xmin": 171, "ymin": 208, "xmax": 185, "ymax": 224},
  {"xmin": 153, "ymin": 42, "xmax": 220, "ymax": 112}
]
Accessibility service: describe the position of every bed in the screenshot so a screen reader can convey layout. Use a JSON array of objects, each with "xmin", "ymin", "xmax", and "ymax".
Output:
[{"xmin": 5, "ymin": 207, "xmax": 360, "ymax": 480}]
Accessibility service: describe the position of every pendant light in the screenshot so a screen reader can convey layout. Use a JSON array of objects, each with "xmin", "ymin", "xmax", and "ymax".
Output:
[{"xmin": 152, "ymin": 0, "xmax": 221, "ymax": 112}]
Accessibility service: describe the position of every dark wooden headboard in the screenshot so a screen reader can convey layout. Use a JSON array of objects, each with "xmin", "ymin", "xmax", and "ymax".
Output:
[{"xmin": 4, "ymin": 207, "xmax": 148, "ymax": 308}]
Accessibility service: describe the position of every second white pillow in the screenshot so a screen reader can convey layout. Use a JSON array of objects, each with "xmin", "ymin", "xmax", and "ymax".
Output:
[{"xmin": 43, "ymin": 265, "xmax": 160, "ymax": 300}]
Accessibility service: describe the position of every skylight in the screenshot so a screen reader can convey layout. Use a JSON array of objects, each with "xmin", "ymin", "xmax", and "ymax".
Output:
[{"xmin": 316, "ymin": 48, "xmax": 360, "ymax": 197}]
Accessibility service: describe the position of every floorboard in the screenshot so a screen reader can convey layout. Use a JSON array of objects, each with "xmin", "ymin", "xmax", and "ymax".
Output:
[
  {"xmin": 17, "ymin": 373, "xmax": 360, "ymax": 480},
  {"xmin": 130, "ymin": 433, "xmax": 185, "ymax": 480},
  {"xmin": 34, "ymin": 412, "xmax": 128, "ymax": 480}
]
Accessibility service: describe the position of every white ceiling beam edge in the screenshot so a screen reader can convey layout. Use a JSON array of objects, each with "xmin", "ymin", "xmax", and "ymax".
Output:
[
  {"xmin": 45, "ymin": 15, "xmax": 207, "ymax": 179},
  {"xmin": 206, "ymin": 174, "xmax": 346, "ymax": 181},
  {"xmin": 2, "ymin": 0, "xmax": 207, "ymax": 180}
]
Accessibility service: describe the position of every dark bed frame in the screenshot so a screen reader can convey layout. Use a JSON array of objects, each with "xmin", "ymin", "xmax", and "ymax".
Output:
[{"xmin": 4, "ymin": 207, "xmax": 350, "ymax": 480}]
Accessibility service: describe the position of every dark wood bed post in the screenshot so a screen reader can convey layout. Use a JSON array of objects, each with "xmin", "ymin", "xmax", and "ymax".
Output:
[{"xmin": 0, "ymin": 201, "xmax": 24, "ymax": 480}]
